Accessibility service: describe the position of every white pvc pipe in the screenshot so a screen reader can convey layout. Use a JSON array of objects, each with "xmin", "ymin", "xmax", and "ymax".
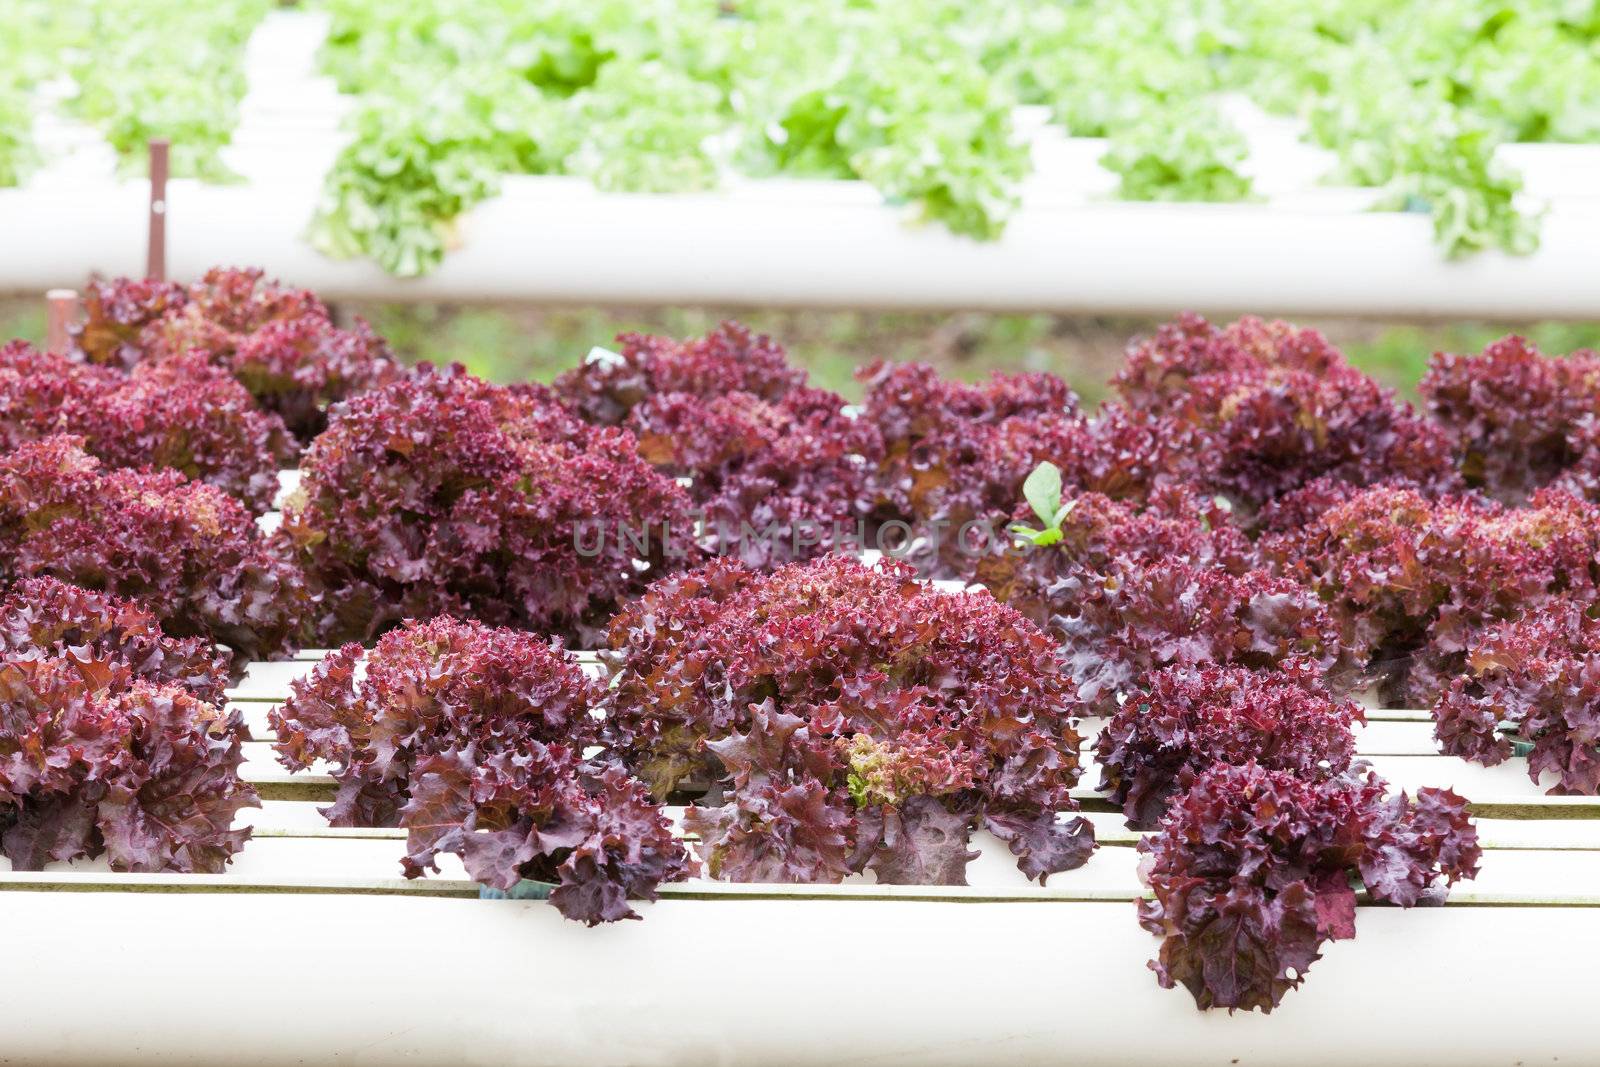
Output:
[
  {"xmin": 6, "ymin": 176, "xmax": 1600, "ymax": 318},
  {"xmin": 0, "ymin": 892, "xmax": 1585, "ymax": 1066}
]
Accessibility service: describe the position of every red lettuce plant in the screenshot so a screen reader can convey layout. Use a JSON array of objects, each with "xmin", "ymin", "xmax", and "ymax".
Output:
[
  {"xmin": 1010, "ymin": 402, "xmax": 1198, "ymax": 506},
  {"xmin": 70, "ymin": 277, "xmax": 187, "ymax": 368},
  {"xmin": 271, "ymin": 616, "xmax": 691, "ymax": 923},
  {"xmin": 858, "ymin": 360, "xmax": 1079, "ymax": 442},
  {"xmin": 1260, "ymin": 481, "xmax": 1600, "ymax": 705},
  {"xmin": 855, "ymin": 360, "xmax": 1089, "ymax": 574},
  {"xmin": 1115, "ymin": 313, "xmax": 1348, "ymax": 406},
  {"xmin": 1421, "ymin": 335, "xmax": 1600, "ymax": 504},
  {"xmin": 973, "ymin": 479, "xmax": 1252, "ymax": 631},
  {"xmin": 404, "ymin": 752, "xmax": 694, "ymax": 923},
  {"xmin": 557, "ymin": 325, "xmax": 877, "ymax": 569},
  {"xmin": 629, "ymin": 385, "xmax": 883, "ymax": 569},
  {"xmin": 0, "ymin": 340, "xmax": 117, "ymax": 448},
  {"xmin": 1250, "ymin": 474, "xmax": 1388, "ymax": 541},
  {"xmin": 0, "ymin": 653, "xmax": 256, "ymax": 872},
  {"xmin": 1113, "ymin": 314, "xmax": 1459, "ymax": 514},
  {"xmin": 1097, "ymin": 661, "xmax": 1361, "ymax": 828},
  {"xmin": 94, "ymin": 354, "xmax": 292, "ymax": 512},
  {"xmin": 0, "ymin": 577, "xmax": 230, "ymax": 706},
  {"xmin": 272, "ymin": 615, "xmax": 601, "ymax": 824},
  {"xmin": 0, "ymin": 342, "xmax": 289, "ymax": 511},
  {"xmin": 853, "ymin": 362, "xmax": 1219, "ymax": 576},
  {"xmin": 972, "ymin": 466, "xmax": 1335, "ymax": 718},
  {"xmin": 602, "ymin": 555, "xmax": 1095, "ymax": 885},
  {"xmin": 1138, "ymin": 762, "xmax": 1480, "ymax": 1012},
  {"xmin": 1053, "ymin": 559, "xmax": 1342, "ymax": 715},
  {"xmin": 554, "ymin": 321, "xmax": 807, "ymax": 426},
  {"xmin": 73, "ymin": 268, "xmax": 399, "ymax": 445},
  {"xmin": 278, "ymin": 366, "xmax": 698, "ymax": 646},
  {"xmin": 1435, "ymin": 602, "xmax": 1600, "ymax": 794},
  {"xmin": 0, "ymin": 435, "xmax": 307, "ymax": 661},
  {"xmin": 225, "ymin": 315, "xmax": 398, "ymax": 445}
]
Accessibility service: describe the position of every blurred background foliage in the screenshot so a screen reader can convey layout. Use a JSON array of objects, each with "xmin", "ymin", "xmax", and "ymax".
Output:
[{"xmin": 3, "ymin": 296, "xmax": 1598, "ymax": 407}]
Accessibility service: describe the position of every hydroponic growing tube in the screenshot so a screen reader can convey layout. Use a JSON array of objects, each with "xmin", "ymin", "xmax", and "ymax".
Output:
[
  {"xmin": 8, "ymin": 171, "xmax": 1600, "ymax": 318},
  {"xmin": 0, "ymin": 893, "xmax": 1595, "ymax": 1065}
]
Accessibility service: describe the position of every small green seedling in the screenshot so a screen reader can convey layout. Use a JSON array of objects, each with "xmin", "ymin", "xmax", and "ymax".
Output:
[{"xmin": 1010, "ymin": 461, "xmax": 1076, "ymax": 547}]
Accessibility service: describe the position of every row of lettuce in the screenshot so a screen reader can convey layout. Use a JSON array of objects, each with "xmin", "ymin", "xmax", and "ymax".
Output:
[
  {"xmin": 0, "ymin": 558, "xmax": 1481, "ymax": 1016},
  {"xmin": 7, "ymin": 268, "xmax": 1600, "ymax": 1012},
  {"xmin": 7, "ymin": 2, "xmax": 1600, "ymax": 272},
  {"xmin": 311, "ymin": 0, "xmax": 1583, "ymax": 272}
]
